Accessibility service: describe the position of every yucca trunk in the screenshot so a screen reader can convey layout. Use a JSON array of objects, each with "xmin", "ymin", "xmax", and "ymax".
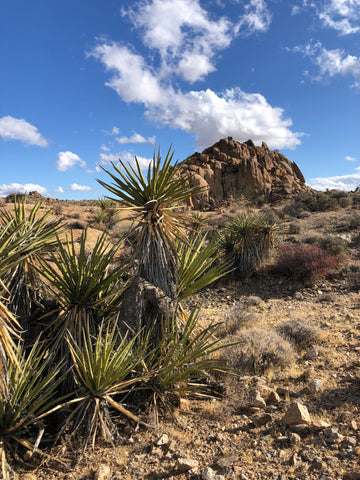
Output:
[{"xmin": 119, "ymin": 226, "xmax": 178, "ymax": 347}]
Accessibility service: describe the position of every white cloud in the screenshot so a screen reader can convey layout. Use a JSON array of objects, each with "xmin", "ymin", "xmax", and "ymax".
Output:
[
  {"xmin": 0, "ymin": 183, "xmax": 49, "ymax": 197},
  {"xmin": 295, "ymin": 0, "xmax": 360, "ymax": 34},
  {"xmin": 101, "ymin": 144, "xmax": 110, "ymax": 151},
  {"xmin": 54, "ymin": 186, "xmax": 65, "ymax": 194},
  {"xmin": 116, "ymin": 132, "xmax": 156, "ymax": 144},
  {"xmin": 147, "ymin": 87, "xmax": 302, "ymax": 150},
  {"xmin": 89, "ymin": 43, "xmax": 166, "ymax": 105},
  {"xmin": 0, "ymin": 116, "xmax": 48, "ymax": 147},
  {"xmin": 104, "ymin": 126, "xmax": 120, "ymax": 135},
  {"xmin": 69, "ymin": 183, "xmax": 94, "ymax": 192},
  {"xmin": 289, "ymin": 41, "xmax": 360, "ymax": 85},
  {"xmin": 56, "ymin": 151, "xmax": 87, "ymax": 172},
  {"xmin": 236, "ymin": 0, "xmax": 272, "ymax": 34},
  {"xmin": 123, "ymin": 0, "xmax": 233, "ymax": 83},
  {"xmin": 308, "ymin": 168, "xmax": 360, "ymax": 191},
  {"xmin": 91, "ymin": 40, "xmax": 302, "ymax": 150},
  {"xmin": 121, "ymin": 0, "xmax": 270, "ymax": 83},
  {"xmin": 319, "ymin": 0, "xmax": 360, "ymax": 35},
  {"xmin": 345, "ymin": 155, "xmax": 356, "ymax": 161},
  {"xmin": 96, "ymin": 151, "xmax": 152, "ymax": 173}
]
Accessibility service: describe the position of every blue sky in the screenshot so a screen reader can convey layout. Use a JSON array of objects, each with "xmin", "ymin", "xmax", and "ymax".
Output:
[{"xmin": 1, "ymin": 0, "xmax": 360, "ymax": 199}]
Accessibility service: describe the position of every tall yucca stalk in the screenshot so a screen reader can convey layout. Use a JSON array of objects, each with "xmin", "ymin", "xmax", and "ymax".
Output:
[
  {"xmin": 98, "ymin": 148, "xmax": 201, "ymax": 343},
  {"xmin": 38, "ymin": 230, "xmax": 126, "ymax": 374},
  {"xmin": 0, "ymin": 340, "xmax": 65, "ymax": 479},
  {"xmin": 0, "ymin": 197, "xmax": 63, "ymax": 328},
  {"xmin": 221, "ymin": 211, "xmax": 277, "ymax": 279}
]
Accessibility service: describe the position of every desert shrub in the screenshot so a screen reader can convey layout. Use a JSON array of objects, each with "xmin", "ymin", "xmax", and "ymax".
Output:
[
  {"xmin": 67, "ymin": 219, "xmax": 87, "ymax": 229},
  {"xmin": 289, "ymin": 222, "xmax": 301, "ymax": 234},
  {"xmin": 317, "ymin": 235, "xmax": 348, "ymax": 258},
  {"xmin": 221, "ymin": 212, "xmax": 277, "ymax": 279},
  {"xmin": 222, "ymin": 327, "xmax": 295, "ymax": 374},
  {"xmin": 347, "ymin": 265, "xmax": 360, "ymax": 290},
  {"xmin": 52, "ymin": 202, "xmax": 63, "ymax": 216},
  {"xmin": 336, "ymin": 214, "xmax": 360, "ymax": 232},
  {"xmin": 244, "ymin": 295, "xmax": 263, "ymax": 306},
  {"xmin": 277, "ymin": 318, "xmax": 321, "ymax": 350},
  {"xmin": 275, "ymin": 243, "xmax": 337, "ymax": 284},
  {"xmin": 351, "ymin": 233, "xmax": 360, "ymax": 247},
  {"xmin": 284, "ymin": 191, "xmax": 339, "ymax": 217},
  {"xmin": 216, "ymin": 302, "xmax": 259, "ymax": 338}
]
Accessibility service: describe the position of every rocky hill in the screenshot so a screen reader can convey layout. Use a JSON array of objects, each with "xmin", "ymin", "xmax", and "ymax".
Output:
[{"xmin": 181, "ymin": 137, "xmax": 308, "ymax": 208}]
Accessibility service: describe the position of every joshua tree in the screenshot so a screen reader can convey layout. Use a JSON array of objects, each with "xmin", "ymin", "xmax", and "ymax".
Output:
[{"xmin": 98, "ymin": 148, "xmax": 200, "ymax": 344}]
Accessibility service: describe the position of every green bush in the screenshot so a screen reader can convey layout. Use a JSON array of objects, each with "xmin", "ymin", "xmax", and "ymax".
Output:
[{"xmin": 220, "ymin": 212, "xmax": 277, "ymax": 279}]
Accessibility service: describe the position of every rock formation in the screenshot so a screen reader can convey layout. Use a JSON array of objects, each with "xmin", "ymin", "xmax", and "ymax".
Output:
[{"xmin": 180, "ymin": 137, "xmax": 308, "ymax": 208}]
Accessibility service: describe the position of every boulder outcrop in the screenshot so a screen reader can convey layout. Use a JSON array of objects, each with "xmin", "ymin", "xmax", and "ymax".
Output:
[{"xmin": 180, "ymin": 137, "xmax": 308, "ymax": 208}]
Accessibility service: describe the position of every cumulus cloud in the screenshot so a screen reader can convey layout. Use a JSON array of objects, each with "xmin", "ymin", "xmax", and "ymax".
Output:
[
  {"xmin": 96, "ymin": 151, "xmax": 152, "ymax": 173},
  {"xmin": 288, "ymin": 41, "xmax": 360, "ymax": 85},
  {"xmin": 122, "ymin": 0, "xmax": 233, "ymax": 82},
  {"xmin": 69, "ymin": 183, "xmax": 94, "ymax": 192},
  {"xmin": 120, "ymin": 0, "xmax": 272, "ymax": 83},
  {"xmin": 89, "ymin": 43, "xmax": 166, "ymax": 105},
  {"xmin": 147, "ymin": 87, "xmax": 301, "ymax": 149},
  {"xmin": 0, "ymin": 183, "xmax": 49, "ymax": 197},
  {"xmin": 116, "ymin": 132, "xmax": 156, "ymax": 144},
  {"xmin": 56, "ymin": 151, "xmax": 87, "ymax": 172},
  {"xmin": 345, "ymin": 155, "xmax": 356, "ymax": 161},
  {"xmin": 0, "ymin": 116, "xmax": 48, "ymax": 147},
  {"xmin": 91, "ymin": 40, "xmax": 301, "ymax": 150},
  {"xmin": 308, "ymin": 168, "xmax": 360, "ymax": 191},
  {"xmin": 54, "ymin": 186, "xmax": 65, "ymax": 194}
]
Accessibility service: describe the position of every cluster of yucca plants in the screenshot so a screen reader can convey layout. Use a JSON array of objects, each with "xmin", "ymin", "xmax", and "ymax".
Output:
[
  {"xmin": 220, "ymin": 211, "xmax": 278, "ymax": 279},
  {"xmin": 0, "ymin": 147, "xmax": 231, "ymax": 476}
]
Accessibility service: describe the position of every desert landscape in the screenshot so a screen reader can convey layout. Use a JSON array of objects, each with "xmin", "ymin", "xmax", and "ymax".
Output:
[{"xmin": 0, "ymin": 139, "xmax": 359, "ymax": 480}]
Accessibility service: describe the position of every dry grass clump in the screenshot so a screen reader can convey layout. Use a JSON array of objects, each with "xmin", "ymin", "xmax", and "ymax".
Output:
[
  {"xmin": 222, "ymin": 327, "xmax": 295, "ymax": 375},
  {"xmin": 216, "ymin": 303, "xmax": 259, "ymax": 338},
  {"xmin": 276, "ymin": 318, "xmax": 322, "ymax": 350}
]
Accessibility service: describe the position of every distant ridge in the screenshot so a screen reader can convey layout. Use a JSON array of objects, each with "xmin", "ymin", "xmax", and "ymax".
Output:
[{"xmin": 181, "ymin": 137, "xmax": 308, "ymax": 209}]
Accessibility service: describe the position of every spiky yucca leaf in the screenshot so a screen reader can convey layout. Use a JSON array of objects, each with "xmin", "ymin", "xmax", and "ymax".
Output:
[
  {"xmin": 142, "ymin": 308, "xmax": 226, "ymax": 421},
  {"xmin": 176, "ymin": 232, "xmax": 231, "ymax": 301},
  {"xmin": 38, "ymin": 230, "xmax": 127, "ymax": 370},
  {"xmin": 0, "ymin": 197, "xmax": 63, "ymax": 322},
  {"xmin": 0, "ymin": 340, "xmax": 65, "ymax": 479},
  {"xmin": 98, "ymin": 148, "xmax": 201, "ymax": 292},
  {"xmin": 62, "ymin": 323, "xmax": 148, "ymax": 453}
]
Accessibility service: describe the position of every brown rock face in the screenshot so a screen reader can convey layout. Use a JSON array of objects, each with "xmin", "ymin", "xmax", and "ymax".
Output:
[{"xmin": 180, "ymin": 137, "xmax": 307, "ymax": 208}]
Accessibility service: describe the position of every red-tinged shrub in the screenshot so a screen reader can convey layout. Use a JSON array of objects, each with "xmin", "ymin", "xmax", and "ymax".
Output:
[{"xmin": 275, "ymin": 243, "xmax": 337, "ymax": 284}]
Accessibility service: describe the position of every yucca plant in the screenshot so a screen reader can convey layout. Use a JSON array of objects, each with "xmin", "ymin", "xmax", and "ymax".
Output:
[
  {"xmin": 0, "ymin": 197, "xmax": 63, "ymax": 328},
  {"xmin": 0, "ymin": 222, "xmax": 58, "ymax": 399},
  {"xmin": 98, "ymin": 148, "xmax": 201, "ymax": 344},
  {"xmin": 141, "ymin": 308, "xmax": 226, "ymax": 423},
  {"xmin": 38, "ymin": 230, "xmax": 127, "ymax": 374},
  {"xmin": 61, "ymin": 323, "xmax": 148, "ymax": 454},
  {"xmin": 0, "ymin": 339, "xmax": 65, "ymax": 479},
  {"xmin": 221, "ymin": 211, "xmax": 278, "ymax": 279},
  {"xmin": 176, "ymin": 231, "xmax": 231, "ymax": 302}
]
